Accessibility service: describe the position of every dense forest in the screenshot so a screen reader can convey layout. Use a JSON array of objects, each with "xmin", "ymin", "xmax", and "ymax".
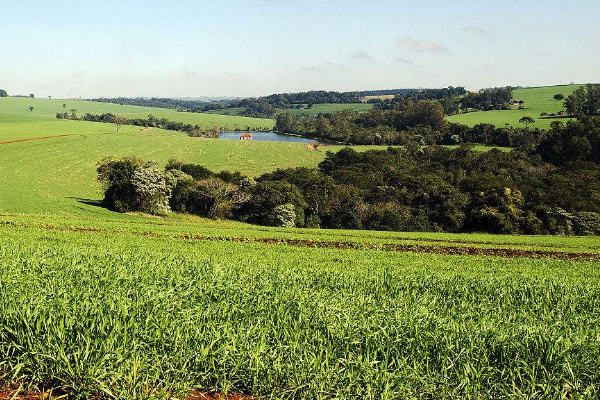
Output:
[{"xmin": 98, "ymin": 112, "xmax": 600, "ymax": 235}]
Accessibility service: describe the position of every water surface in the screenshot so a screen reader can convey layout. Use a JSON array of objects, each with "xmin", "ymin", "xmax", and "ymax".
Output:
[{"xmin": 219, "ymin": 131, "xmax": 316, "ymax": 143}]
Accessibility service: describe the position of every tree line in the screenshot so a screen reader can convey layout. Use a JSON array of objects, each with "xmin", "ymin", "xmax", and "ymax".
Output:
[
  {"xmin": 97, "ymin": 115, "xmax": 600, "ymax": 235},
  {"xmin": 56, "ymin": 112, "xmax": 269, "ymax": 137}
]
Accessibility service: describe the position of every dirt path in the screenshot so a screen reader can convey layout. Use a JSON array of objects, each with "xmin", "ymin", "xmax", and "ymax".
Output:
[
  {"xmin": 1, "ymin": 220, "xmax": 598, "ymax": 262},
  {"xmin": 0, "ymin": 134, "xmax": 84, "ymax": 145}
]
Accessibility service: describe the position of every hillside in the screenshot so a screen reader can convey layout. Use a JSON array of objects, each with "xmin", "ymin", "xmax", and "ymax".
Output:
[
  {"xmin": 0, "ymin": 97, "xmax": 274, "ymax": 130},
  {"xmin": 447, "ymin": 84, "xmax": 581, "ymax": 129}
]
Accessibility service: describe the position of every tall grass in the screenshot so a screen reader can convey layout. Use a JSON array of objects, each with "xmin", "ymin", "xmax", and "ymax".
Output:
[{"xmin": 1, "ymin": 224, "xmax": 599, "ymax": 399}]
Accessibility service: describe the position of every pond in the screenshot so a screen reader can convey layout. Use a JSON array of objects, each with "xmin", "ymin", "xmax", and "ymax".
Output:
[{"xmin": 218, "ymin": 131, "xmax": 317, "ymax": 143}]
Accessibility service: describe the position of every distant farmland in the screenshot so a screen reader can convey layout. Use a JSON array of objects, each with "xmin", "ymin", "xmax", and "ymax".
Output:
[
  {"xmin": 360, "ymin": 94, "xmax": 395, "ymax": 102},
  {"xmin": 447, "ymin": 84, "xmax": 582, "ymax": 129},
  {"xmin": 277, "ymin": 102, "xmax": 373, "ymax": 116},
  {"xmin": 0, "ymin": 96, "xmax": 274, "ymax": 130}
]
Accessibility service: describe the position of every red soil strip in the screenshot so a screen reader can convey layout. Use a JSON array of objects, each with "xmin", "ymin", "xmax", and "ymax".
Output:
[
  {"xmin": 0, "ymin": 134, "xmax": 81, "ymax": 145},
  {"xmin": 0, "ymin": 387, "xmax": 252, "ymax": 400},
  {"xmin": 1, "ymin": 220, "xmax": 598, "ymax": 262},
  {"xmin": 189, "ymin": 391, "xmax": 255, "ymax": 400},
  {"xmin": 0, "ymin": 386, "xmax": 45, "ymax": 400},
  {"xmin": 266, "ymin": 227, "xmax": 580, "ymax": 249}
]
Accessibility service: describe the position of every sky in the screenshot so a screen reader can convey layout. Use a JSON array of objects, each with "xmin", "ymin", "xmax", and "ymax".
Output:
[{"xmin": 1, "ymin": 0, "xmax": 599, "ymax": 98}]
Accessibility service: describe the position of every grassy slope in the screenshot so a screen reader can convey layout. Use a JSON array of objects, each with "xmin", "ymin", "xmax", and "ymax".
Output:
[
  {"xmin": 276, "ymin": 103, "xmax": 373, "ymax": 116},
  {"xmin": 0, "ymin": 97, "xmax": 274, "ymax": 129},
  {"xmin": 0, "ymin": 96, "xmax": 338, "ymax": 215},
  {"xmin": 207, "ymin": 103, "xmax": 373, "ymax": 117},
  {"xmin": 447, "ymin": 84, "xmax": 581, "ymax": 129},
  {"xmin": 0, "ymin": 123, "xmax": 360, "ymax": 215}
]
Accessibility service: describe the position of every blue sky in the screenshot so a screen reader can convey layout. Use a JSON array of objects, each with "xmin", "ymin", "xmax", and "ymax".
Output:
[{"xmin": 1, "ymin": 0, "xmax": 598, "ymax": 98}]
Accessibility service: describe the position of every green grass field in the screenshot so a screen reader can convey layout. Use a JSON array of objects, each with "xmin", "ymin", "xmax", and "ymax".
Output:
[
  {"xmin": 277, "ymin": 103, "xmax": 373, "ymax": 116},
  {"xmin": 0, "ymin": 122, "xmax": 363, "ymax": 215},
  {"xmin": 447, "ymin": 85, "xmax": 582, "ymax": 129},
  {"xmin": 1, "ymin": 95, "xmax": 599, "ymax": 399},
  {"xmin": 0, "ymin": 97, "xmax": 274, "ymax": 130},
  {"xmin": 206, "ymin": 103, "xmax": 373, "ymax": 117}
]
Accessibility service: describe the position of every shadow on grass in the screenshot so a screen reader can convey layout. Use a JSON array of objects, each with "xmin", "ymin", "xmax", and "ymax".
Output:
[
  {"xmin": 65, "ymin": 197, "xmax": 112, "ymax": 215},
  {"xmin": 67, "ymin": 197, "xmax": 103, "ymax": 207}
]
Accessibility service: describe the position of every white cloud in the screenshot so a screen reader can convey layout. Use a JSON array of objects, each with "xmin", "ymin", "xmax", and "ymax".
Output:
[{"xmin": 396, "ymin": 37, "xmax": 449, "ymax": 53}]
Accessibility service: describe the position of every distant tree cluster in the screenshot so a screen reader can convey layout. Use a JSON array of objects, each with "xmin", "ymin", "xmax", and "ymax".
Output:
[
  {"xmin": 234, "ymin": 91, "xmax": 363, "ymax": 108},
  {"xmin": 0, "ymin": 89, "xmax": 7, "ymax": 97},
  {"xmin": 99, "ymin": 117, "xmax": 600, "ymax": 235},
  {"xmin": 459, "ymin": 87, "xmax": 513, "ymax": 111}
]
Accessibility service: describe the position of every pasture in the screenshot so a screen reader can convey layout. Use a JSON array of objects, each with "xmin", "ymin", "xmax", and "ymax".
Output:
[
  {"xmin": 276, "ymin": 103, "xmax": 373, "ymax": 116},
  {"xmin": 0, "ymin": 122, "xmax": 357, "ymax": 215},
  {"xmin": 207, "ymin": 103, "xmax": 373, "ymax": 117},
  {"xmin": 447, "ymin": 84, "xmax": 581, "ymax": 129},
  {"xmin": 0, "ymin": 97, "xmax": 274, "ymax": 130}
]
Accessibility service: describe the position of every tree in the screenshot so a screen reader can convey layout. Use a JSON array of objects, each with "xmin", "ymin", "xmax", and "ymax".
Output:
[
  {"xmin": 553, "ymin": 93, "xmax": 564, "ymax": 102},
  {"xmin": 564, "ymin": 84, "xmax": 600, "ymax": 116},
  {"xmin": 519, "ymin": 116, "xmax": 535, "ymax": 128},
  {"xmin": 28, "ymin": 106, "xmax": 34, "ymax": 112},
  {"xmin": 0, "ymin": 89, "xmax": 7, "ymax": 97},
  {"xmin": 114, "ymin": 115, "xmax": 126, "ymax": 132},
  {"xmin": 29, "ymin": 94, "xmax": 34, "ymax": 98},
  {"xmin": 97, "ymin": 157, "xmax": 145, "ymax": 212},
  {"xmin": 269, "ymin": 204, "xmax": 296, "ymax": 227},
  {"xmin": 247, "ymin": 181, "xmax": 307, "ymax": 226},
  {"xmin": 63, "ymin": 103, "xmax": 67, "ymax": 108},
  {"xmin": 130, "ymin": 166, "xmax": 172, "ymax": 215}
]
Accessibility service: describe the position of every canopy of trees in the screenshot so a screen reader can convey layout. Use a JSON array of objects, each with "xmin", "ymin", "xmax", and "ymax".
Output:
[
  {"xmin": 0, "ymin": 89, "xmax": 7, "ymax": 97},
  {"xmin": 459, "ymin": 87, "xmax": 513, "ymax": 111}
]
